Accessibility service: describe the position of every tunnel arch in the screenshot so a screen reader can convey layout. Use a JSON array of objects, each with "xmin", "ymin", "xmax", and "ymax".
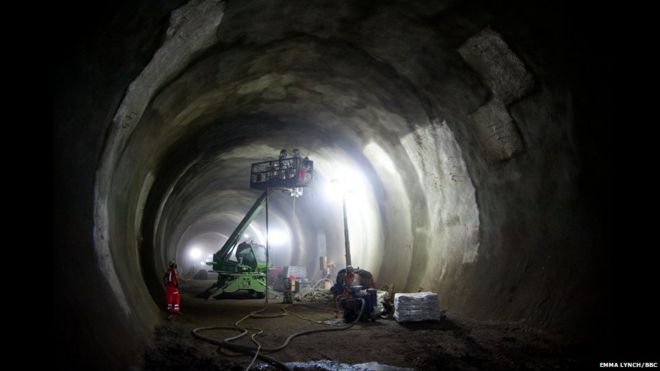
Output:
[
  {"xmin": 98, "ymin": 17, "xmax": 483, "ymax": 320},
  {"xmin": 55, "ymin": 0, "xmax": 619, "ymax": 369}
]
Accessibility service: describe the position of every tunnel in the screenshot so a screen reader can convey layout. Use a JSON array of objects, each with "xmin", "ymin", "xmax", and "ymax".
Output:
[{"xmin": 53, "ymin": 1, "xmax": 644, "ymax": 370}]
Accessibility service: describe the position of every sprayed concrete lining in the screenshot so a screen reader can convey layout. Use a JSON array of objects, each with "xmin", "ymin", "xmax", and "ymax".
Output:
[{"xmin": 54, "ymin": 0, "xmax": 620, "ymax": 369}]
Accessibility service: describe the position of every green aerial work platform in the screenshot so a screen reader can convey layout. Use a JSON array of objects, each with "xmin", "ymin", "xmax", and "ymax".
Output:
[{"xmin": 199, "ymin": 155, "xmax": 313, "ymax": 299}]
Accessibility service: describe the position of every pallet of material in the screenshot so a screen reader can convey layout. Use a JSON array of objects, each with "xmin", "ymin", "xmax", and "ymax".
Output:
[{"xmin": 393, "ymin": 292, "xmax": 441, "ymax": 322}]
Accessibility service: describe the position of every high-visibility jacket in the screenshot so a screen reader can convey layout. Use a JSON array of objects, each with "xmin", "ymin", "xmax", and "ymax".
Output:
[{"xmin": 164, "ymin": 268, "xmax": 178, "ymax": 288}]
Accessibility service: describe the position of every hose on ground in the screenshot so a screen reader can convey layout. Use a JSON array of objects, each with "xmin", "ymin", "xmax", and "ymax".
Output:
[
  {"xmin": 191, "ymin": 326, "xmax": 290, "ymax": 370},
  {"xmin": 191, "ymin": 298, "xmax": 366, "ymax": 370}
]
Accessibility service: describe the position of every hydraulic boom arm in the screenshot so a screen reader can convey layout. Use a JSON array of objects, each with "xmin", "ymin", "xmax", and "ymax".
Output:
[{"xmin": 211, "ymin": 190, "xmax": 268, "ymax": 270}]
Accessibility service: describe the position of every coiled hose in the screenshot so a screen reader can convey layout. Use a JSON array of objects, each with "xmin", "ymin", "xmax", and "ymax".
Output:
[{"xmin": 191, "ymin": 298, "xmax": 366, "ymax": 371}]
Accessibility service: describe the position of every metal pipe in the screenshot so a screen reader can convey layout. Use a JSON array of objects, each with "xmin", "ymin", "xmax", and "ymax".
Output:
[
  {"xmin": 342, "ymin": 194, "xmax": 351, "ymax": 266},
  {"xmin": 265, "ymin": 187, "xmax": 269, "ymax": 305}
]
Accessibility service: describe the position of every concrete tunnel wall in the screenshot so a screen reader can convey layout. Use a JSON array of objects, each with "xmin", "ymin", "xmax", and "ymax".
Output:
[{"xmin": 54, "ymin": 0, "xmax": 618, "ymax": 369}]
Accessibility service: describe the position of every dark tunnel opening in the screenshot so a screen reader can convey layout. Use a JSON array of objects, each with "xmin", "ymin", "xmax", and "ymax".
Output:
[{"xmin": 53, "ymin": 1, "xmax": 649, "ymax": 370}]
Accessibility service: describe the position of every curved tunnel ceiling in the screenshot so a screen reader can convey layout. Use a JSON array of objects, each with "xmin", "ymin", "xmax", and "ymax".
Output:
[
  {"xmin": 54, "ymin": 0, "xmax": 625, "ymax": 369},
  {"xmin": 99, "ymin": 0, "xmax": 574, "ymax": 322},
  {"xmin": 111, "ymin": 28, "xmax": 483, "ymax": 313},
  {"xmin": 98, "ymin": 1, "xmax": 494, "ymax": 318}
]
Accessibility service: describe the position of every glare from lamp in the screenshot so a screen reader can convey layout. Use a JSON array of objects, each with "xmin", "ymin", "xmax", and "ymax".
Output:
[
  {"xmin": 189, "ymin": 247, "xmax": 202, "ymax": 260},
  {"xmin": 268, "ymin": 229, "xmax": 290, "ymax": 246}
]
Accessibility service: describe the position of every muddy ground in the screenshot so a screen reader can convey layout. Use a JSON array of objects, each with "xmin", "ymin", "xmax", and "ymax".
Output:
[{"xmin": 142, "ymin": 280, "xmax": 594, "ymax": 370}]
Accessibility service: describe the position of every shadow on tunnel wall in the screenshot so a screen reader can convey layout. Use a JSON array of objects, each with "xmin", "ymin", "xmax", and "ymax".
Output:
[{"xmin": 53, "ymin": 1, "xmax": 189, "ymax": 369}]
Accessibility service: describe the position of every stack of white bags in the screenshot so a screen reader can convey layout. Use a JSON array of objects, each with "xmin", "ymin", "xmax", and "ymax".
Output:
[{"xmin": 393, "ymin": 292, "xmax": 441, "ymax": 322}]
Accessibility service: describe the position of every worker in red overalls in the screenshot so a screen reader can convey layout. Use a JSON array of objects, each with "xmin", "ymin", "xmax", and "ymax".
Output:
[{"xmin": 164, "ymin": 261, "xmax": 180, "ymax": 318}]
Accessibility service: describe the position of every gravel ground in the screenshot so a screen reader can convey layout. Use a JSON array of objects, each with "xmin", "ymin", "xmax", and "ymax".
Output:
[{"xmin": 142, "ymin": 280, "xmax": 590, "ymax": 370}]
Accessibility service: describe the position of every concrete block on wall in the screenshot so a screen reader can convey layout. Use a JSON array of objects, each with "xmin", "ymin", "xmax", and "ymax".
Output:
[
  {"xmin": 471, "ymin": 98, "xmax": 524, "ymax": 161},
  {"xmin": 459, "ymin": 28, "xmax": 534, "ymax": 105}
]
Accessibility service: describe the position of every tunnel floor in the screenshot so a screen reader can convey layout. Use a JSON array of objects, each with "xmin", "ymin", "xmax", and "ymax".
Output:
[{"xmin": 143, "ymin": 280, "xmax": 589, "ymax": 370}]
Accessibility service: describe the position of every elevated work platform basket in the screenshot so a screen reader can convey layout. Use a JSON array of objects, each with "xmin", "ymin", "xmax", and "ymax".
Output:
[{"xmin": 250, "ymin": 157, "xmax": 313, "ymax": 190}]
